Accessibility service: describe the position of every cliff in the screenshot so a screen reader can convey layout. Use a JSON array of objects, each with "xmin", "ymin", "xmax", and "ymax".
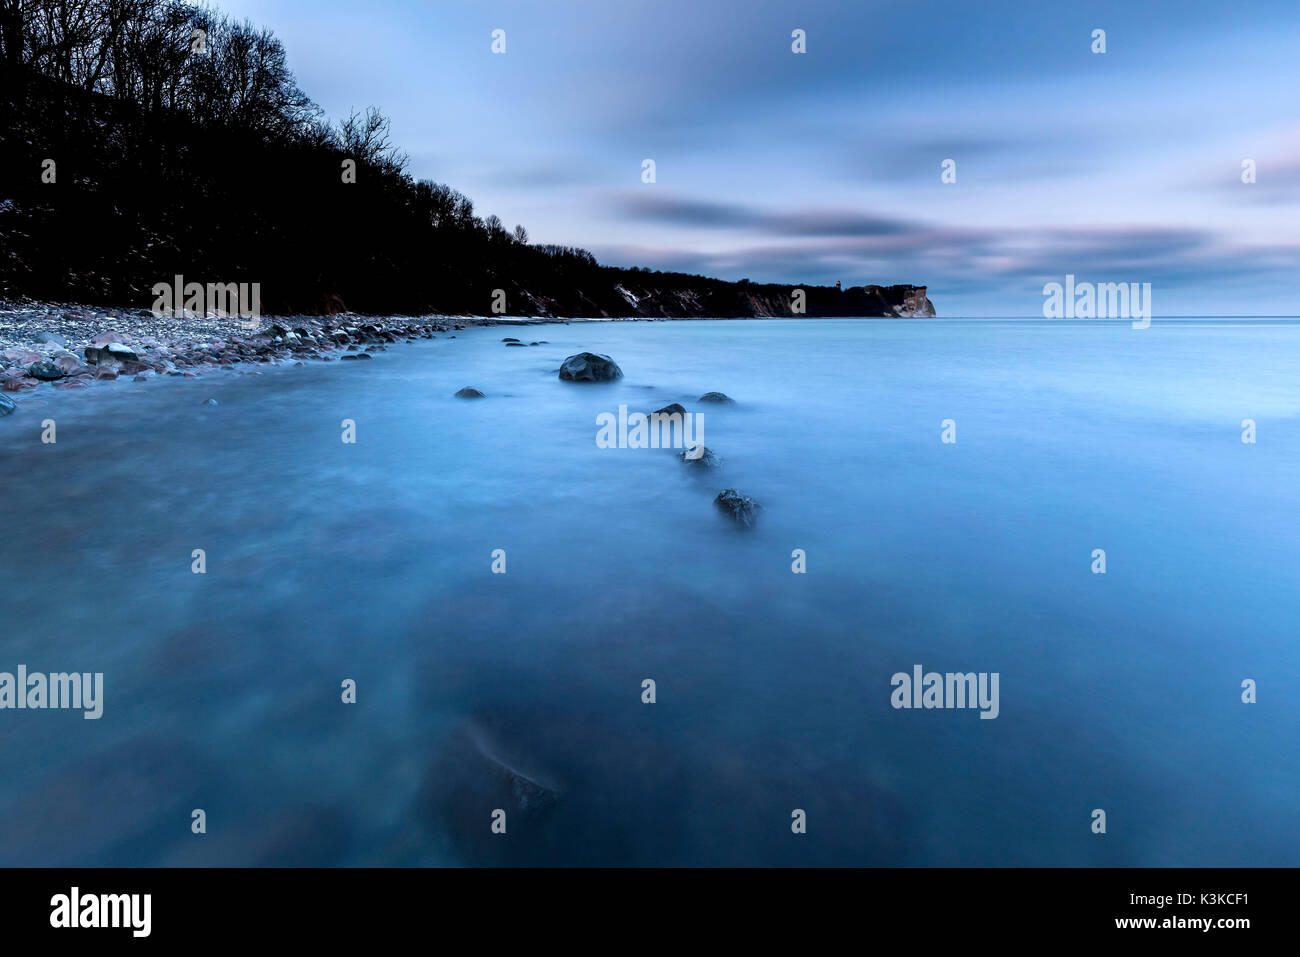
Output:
[{"xmin": 511, "ymin": 281, "xmax": 935, "ymax": 320}]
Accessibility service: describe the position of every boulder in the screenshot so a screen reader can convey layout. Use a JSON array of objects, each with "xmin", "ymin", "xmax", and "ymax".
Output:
[
  {"xmin": 654, "ymin": 403, "xmax": 687, "ymax": 417},
  {"xmin": 714, "ymin": 489, "xmax": 760, "ymax": 527},
  {"xmin": 455, "ymin": 387, "xmax": 485, "ymax": 398},
  {"xmin": 697, "ymin": 391, "xmax": 734, "ymax": 404},
  {"xmin": 85, "ymin": 342, "xmax": 138, "ymax": 365},
  {"xmin": 35, "ymin": 331, "xmax": 68, "ymax": 347},
  {"xmin": 27, "ymin": 361, "xmax": 64, "ymax": 381},
  {"xmin": 678, "ymin": 446, "xmax": 720, "ymax": 469},
  {"xmin": 559, "ymin": 352, "xmax": 623, "ymax": 382}
]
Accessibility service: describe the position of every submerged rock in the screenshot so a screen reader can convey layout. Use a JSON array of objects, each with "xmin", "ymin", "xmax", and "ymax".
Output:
[
  {"xmin": 502, "ymin": 337, "xmax": 521, "ymax": 342},
  {"xmin": 559, "ymin": 352, "xmax": 623, "ymax": 382},
  {"xmin": 654, "ymin": 403, "xmax": 687, "ymax": 416},
  {"xmin": 454, "ymin": 387, "xmax": 485, "ymax": 398},
  {"xmin": 714, "ymin": 488, "xmax": 760, "ymax": 526},
  {"xmin": 0, "ymin": 394, "xmax": 14, "ymax": 416},
  {"xmin": 505, "ymin": 342, "xmax": 527, "ymax": 347},
  {"xmin": 417, "ymin": 702, "xmax": 911, "ymax": 866},
  {"xmin": 697, "ymin": 391, "xmax": 734, "ymax": 404},
  {"xmin": 422, "ymin": 717, "xmax": 563, "ymax": 865}
]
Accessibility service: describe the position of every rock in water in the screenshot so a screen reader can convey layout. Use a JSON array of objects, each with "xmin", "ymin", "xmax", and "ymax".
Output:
[
  {"xmin": 697, "ymin": 391, "xmax": 734, "ymax": 404},
  {"xmin": 417, "ymin": 703, "xmax": 911, "ymax": 865},
  {"xmin": 27, "ymin": 361, "xmax": 64, "ymax": 381},
  {"xmin": 505, "ymin": 342, "xmax": 527, "ymax": 347},
  {"xmin": 454, "ymin": 387, "xmax": 485, "ymax": 398},
  {"xmin": 559, "ymin": 353, "xmax": 623, "ymax": 382},
  {"xmin": 0, "ymin": 394, "xmax": 15, "ymax": 416},
  {"xmin": 714, "ymin": 488, "xmax": 760, "ymax": 526},
  {"xmin": 501, "ymin": 337, "xmax": 521, "ymax": 342},
  {"xmin": 422, "ymin": 718, "xmax": 563, "ymax": 865},
  {"xmin": 654, "ymin": 403, "xmax": 687, "ymax": 416},
  {"xmin": 678, "ymin": 446, "xmax": 719, "ymax": 468}
]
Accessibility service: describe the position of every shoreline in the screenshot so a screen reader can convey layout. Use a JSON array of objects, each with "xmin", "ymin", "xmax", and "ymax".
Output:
[
  {"xmin": 0, "ymin": 301, "xmax": 935, "ymax": 419},
  {"xmin": 0, "ymin": 301, "xmax": 573, "ymax": 417}
]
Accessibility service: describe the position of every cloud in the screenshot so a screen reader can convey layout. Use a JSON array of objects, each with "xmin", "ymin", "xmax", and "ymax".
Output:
[
  {"xmin": 610, "ymin": 192, "xmax": 917, "ymax": 237},
  {"xmin": 594, "ymin": 193, "xmax": 1300, "ymax": 307}
]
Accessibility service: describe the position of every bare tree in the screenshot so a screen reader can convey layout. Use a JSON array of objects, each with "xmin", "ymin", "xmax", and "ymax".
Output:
[{"xmin": 337, "ymin": 105, "xmax": 407, "ymax": 174}]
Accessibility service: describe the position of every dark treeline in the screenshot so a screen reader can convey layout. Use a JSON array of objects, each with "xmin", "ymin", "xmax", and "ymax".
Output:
[{"xmin": 0, "ymin": 0, "xmax": 922, "ymax": 317}]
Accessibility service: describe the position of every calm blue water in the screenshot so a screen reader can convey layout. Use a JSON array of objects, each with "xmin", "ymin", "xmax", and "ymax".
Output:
[{"xmin": 0, "ymin": 318, "xmax": 1296, "ymax": 866}]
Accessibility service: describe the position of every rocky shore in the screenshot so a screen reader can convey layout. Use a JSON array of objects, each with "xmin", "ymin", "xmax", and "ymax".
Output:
[
  {"xmin": 0, "ymin": 292, "xmax": 935, "ymax": 418},
  {"xmin": 0, "ymin": 301, "xmax": 558, "ymax": 416}
]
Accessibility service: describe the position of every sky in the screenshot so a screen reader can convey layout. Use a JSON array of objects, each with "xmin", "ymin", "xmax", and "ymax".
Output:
[{"xmin": 218, "ymin": 0, "xmax": 1300, "ymax": 315}]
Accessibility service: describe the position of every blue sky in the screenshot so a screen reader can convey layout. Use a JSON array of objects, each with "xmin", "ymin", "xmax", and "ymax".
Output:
[{"xmin": 221, "ymin": 0, "xmax": 1300, "ymax": 315}]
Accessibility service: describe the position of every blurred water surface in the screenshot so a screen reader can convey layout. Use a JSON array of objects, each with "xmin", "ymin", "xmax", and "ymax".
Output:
[{"xmin": 0, "ymin": 318, "xmax": 1295, "ymax": 865}]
